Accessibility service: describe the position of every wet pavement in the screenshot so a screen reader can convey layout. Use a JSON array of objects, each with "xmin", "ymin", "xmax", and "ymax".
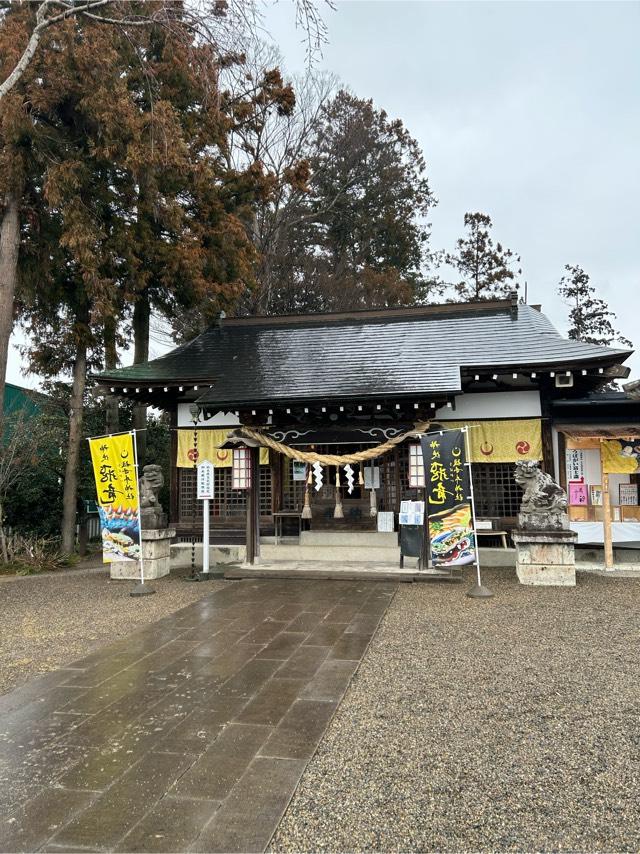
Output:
[{"xmin": 0, "ymin": 578, "xmax": 396, "ymax": 853}]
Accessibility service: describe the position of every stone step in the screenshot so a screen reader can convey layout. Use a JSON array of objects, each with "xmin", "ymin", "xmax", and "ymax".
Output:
[
  {"xmin": 225, "ymin": 562, "xmax": 458, "ymax": 583},
  {"xmin": 259, "ymin": 543, "xmax": 401, "ymax": 564},
  {"xmin": 299, "ymin": 530, "xmax": 398, "ymax": 547}
]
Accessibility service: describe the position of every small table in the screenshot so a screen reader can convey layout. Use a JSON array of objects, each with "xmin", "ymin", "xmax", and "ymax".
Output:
[
  {"xmin": 273, "ymin": 511, "xmax": 303, "ymax": 544},
  {"xmin": 477, "ymin": 530, "xmax": 509, "ymax": 548}
]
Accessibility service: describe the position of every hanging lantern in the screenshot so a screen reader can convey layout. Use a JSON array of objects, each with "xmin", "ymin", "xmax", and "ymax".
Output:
[
  {"xmin": 358, "ymin": 466, "xmax": 364, "ymax": 486},
  {"xmin": 232, "ymin": 446, "xmax": 252, "ymax": 490}
]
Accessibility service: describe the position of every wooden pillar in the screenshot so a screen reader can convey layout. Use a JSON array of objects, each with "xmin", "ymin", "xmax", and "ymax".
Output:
[
  {"xmin": 245, "ymin": 446, "xmax": 260, "ymax": 564},
  {"xmin": 253, "ymin": 447, "xmax": 261, "ymax": 561},
  {"xmin": 557, "ymin": 430, "xmax": 567, "ymax": 492},
  {"xmin": 541, "ymin": 418, "xmax": 554, "ymax": 474},
  {"xmin": 600, "ymin": 439, "xmax": 614, "ymax": 570},
  {"xmin": 169, "ymin": 409, "xmax": 179, "ymax": 527},
  {"xmin": 271, "ymin": 450, "xmax": 283, "ymax": 515}
]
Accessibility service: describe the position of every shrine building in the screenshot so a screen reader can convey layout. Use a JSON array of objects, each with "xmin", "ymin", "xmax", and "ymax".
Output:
[{"xmin": 98, "ymin": 293, "xmax": 636, "ymax": 567}]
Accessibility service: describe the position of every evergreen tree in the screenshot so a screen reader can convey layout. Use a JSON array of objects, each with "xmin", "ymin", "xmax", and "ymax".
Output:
[
  {"xmin": 558, "ymin": 264, "xmax": 632, "ymax": 348},
  {"xmin": 446, "ymin": 212, "xmax": 521, "ymax": 301},
  {"xmin": 9, "ymin": 6, "xmax": 296, "ymax": 552},
  {"xmin": 257, "ymin": 90, "xmax": 438, "ymax": 314}
]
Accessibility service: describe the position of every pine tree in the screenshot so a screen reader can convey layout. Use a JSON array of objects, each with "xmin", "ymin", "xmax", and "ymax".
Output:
[
  {"xmin": 446, "ymin": 212, "xmax": 521, "ymax": 301},
  {"xmin": 558, "ymin": 264, "xmax": 632, "ymax": 348}
]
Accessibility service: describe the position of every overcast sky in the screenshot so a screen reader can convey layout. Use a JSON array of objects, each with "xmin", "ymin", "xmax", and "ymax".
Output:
[
  {"xmin": 264, "ymin": 0, "xmax": 640, "ymax": 374},
  {"xmin": 6, "ymin": 0, "xmax": 639, "ymax": 388}
]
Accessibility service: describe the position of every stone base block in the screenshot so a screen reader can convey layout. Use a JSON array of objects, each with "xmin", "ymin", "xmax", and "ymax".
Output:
[
  {"xmin": 512, "ymin": 529, "xmax": 577, "ymax": 587},
  {"xmin": 516, "ymin": 562, "xmax": 576, "ymax": 586},
  {"xmin": 110, "ymin": 528, "xmax": 175, "ymax": 580}
]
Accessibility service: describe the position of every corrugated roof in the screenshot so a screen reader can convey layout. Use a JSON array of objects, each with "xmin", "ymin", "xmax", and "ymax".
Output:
[{"xmin": 99, "ymin": 302, "xmax": 631, "ymax": 406}]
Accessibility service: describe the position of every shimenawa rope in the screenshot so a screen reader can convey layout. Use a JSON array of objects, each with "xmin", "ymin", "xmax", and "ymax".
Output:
[{"xmin": 234, "ymin": 421, "xmax": 430, "ymax": 466}]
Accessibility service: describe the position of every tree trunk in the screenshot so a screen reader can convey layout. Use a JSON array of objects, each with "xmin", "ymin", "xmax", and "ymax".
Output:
[
  {"xmin": 104, "ymin": 316, "xmax": 119, "ymax": 434},
  {"xmin": 60, "ymin": 332, "xmax": 88, "ymax": 555},
  {"xmin": 133, "ymin": 289, "xmax": 150, "ymax": 463},
  {"xmin": 0, "ymin": 189, "xmax": 21, "ymax": 435},
  {"xmin": 0, "ymin": 501, "xmax": 8, "ymax": 564}
]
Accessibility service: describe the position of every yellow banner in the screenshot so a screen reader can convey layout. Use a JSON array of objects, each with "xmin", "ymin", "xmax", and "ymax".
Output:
[
  {"xmin": 89, "ymin": 432, "xmax": 139, "ymax": 509},
  {"xmin": 88, "ymin": 432, "xmax": 141, "ymax": 563},
  {"xmin": 601, "ymin": 439, "xmax": 640, "ymax": 474},
  {"xmin": 441, "ymin": 419, "xmax": 542, "ymax": 463},
  {"xmin": 177, "ymin": 429, "xmax": 269, "ymax": 468}
]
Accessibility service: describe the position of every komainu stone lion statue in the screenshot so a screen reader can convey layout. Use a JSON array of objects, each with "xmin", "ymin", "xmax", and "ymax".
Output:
[
  {"xmin": 514, "ymin": 460, "xmax": 569, "ymax": 531},
  {"xmin": 139, "ymin": 464, "xmax": 166, "ymax": 529}
]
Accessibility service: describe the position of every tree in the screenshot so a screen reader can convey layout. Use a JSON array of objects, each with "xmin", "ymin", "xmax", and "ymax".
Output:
[
  {"xmin": 248, "ymin": 89, "xmax": 438, "ymax": 314},
  {"xmin": 10, "ymin": 4, "xmax": 303, "ymax": 552},
  {"xmin": 0, "ymin": 0, "xmax": 330, "ymax": 440},
  {"xmin": 558, "ymin": 264, "xmax": 632, "ymax": 348},
  {"xmin": 446, "ymin": 212, "xmax": 521, "ymax": 301},
  {"xmin": 0, "ymin": 402, "xmax": 64, "ymax": 562}
]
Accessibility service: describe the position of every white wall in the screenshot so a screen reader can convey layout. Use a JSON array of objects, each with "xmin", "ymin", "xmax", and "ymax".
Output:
[
  {"xmin": 436, "ymin": 390, "xmax": 541, "ymax": 421},
  {"xmin": 177, "ymin": 405, "xmax": 240, "ymax": 428}
]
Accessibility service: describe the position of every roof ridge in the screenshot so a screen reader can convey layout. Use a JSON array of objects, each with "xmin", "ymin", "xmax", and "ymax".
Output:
[{"xmin": 216, "ymin": 297, "xmax": 518, "ymax": 329}]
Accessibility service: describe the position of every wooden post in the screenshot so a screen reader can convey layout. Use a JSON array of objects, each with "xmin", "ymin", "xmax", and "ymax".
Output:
[
  {"xmin": 245, "ymin": 446, "xmax": 260, "ymax": 564},
  {"xmin": 600, "ymin": 439, "xmax": 614, "ymax": 570},
  {"xmin": 253, "ymin": 447, "xmax": 261, "ymax": 561},
  {"xmin": 169, "ymin": 409, "xmax": 179, "ymax": 527}
]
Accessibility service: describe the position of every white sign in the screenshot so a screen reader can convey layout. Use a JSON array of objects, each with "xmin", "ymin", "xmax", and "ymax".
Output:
[
  {"xmin": 620, "ymin": 483, "xmax": 638, "ymax": 506},
  {"xmin": 399, "ymin": 512, "xmax": 424, "ymax": 526},
  {"xmin": 292, "ymin": 461, "xmax": 307, "ymax": 482},
  {"xmin": 364, "ymin": 466, "xmax": 380, "ymax": 490},
  {"xmin": 566, "ymin": 449, "xmax": 586, "ymax": 483},
  {"xmin": 400, "ymin": 500, "xmax": 424, "ymax": 515},
  {"xmin": 197, "ymin": 460, "xmax": 215, "ymax": 499},
  {"xmin": 377, "ymin": 511, "xmax": 394, "ymax": 532}
]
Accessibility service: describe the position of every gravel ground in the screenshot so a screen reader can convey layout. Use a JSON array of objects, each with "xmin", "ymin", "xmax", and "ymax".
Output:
[
  {"xmin": 0, "ymin": 566, "xmax": 225, "ymax": 696},
  {"xmin": 272, "ymin": 567, "xmax": 640, "ymax": 852}
]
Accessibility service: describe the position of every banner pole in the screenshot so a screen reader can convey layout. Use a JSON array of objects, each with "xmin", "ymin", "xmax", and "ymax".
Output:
[
  {"xmin": 464, "ymin": 426, "xmax": 494, "ymax": 599},
  {"xmin": 130, "ymin": 429, "xmax": 155, "ymax": 598}
]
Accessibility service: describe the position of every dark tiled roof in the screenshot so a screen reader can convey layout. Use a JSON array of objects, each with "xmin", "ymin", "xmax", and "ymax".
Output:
[{"xmin": 99, "ymin": 302, "xmax": 631, "ymax": 406}]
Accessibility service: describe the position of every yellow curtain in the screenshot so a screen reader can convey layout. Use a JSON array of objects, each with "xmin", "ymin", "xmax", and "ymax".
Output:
[
  {"xmin": 601, "ymin": 439, "xmax": 640, "ymax": 474},
  {"xmin": 176, "ymin": 429, "xmax": 269, "ymax": 468},
  {"xmin": 442, "ymin": 419, "xmax": 543, "ymax": 463}
]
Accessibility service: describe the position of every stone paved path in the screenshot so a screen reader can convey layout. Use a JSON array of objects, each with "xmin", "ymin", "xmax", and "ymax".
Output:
[{"xmin": 0, "ymin": 578, "xmax": 396, "ymax": 853}]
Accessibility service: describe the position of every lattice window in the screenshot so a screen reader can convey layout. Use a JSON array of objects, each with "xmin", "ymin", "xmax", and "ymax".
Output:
[
  {"xmin": 470, "ymin": 463, "xmax": 522, "ymax": 518},
  {"xmin": 408, "ymin": 443, "xmax": 425, "ymax": 487},
  {"xmin": 178, "ymin": 465, "xmax": 272, "ymax": 522},
  {"xmin": 396, "ymin": 444, "xmax": 423, "ymax": 506},
  {"xmin": 282, "ymin": 458, "xmax": 307, "ymax": 511}
]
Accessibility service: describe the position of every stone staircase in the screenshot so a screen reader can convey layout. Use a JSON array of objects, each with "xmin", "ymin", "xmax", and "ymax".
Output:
[{"xmin": 258, "ymin": 530, "xmax": 403, "ymax": 566}]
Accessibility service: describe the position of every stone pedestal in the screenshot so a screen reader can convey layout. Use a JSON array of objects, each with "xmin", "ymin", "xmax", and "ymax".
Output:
[
  {"xmin": 511, "ymin": 529, "xmax": 577, "ymax": 587},
  {"xmin": 110, "ymin": 528, "xmax": 176, "ymax": 580}
]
